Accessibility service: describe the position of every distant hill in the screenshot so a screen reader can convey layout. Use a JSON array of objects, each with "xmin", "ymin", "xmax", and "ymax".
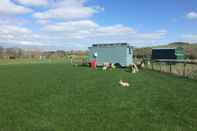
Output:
[
  {"xmin": 168, "ymin": 42, "xmax": 190, "ymax": 46},
  {"xmin": 134, "ymin": 42, "xmax": 197, "ymax": 59}
]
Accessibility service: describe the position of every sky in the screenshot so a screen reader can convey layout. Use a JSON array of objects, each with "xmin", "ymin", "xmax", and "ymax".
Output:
[{"xmin": 0, "ymin": 0, "xmax": 197, "ymax": 51}]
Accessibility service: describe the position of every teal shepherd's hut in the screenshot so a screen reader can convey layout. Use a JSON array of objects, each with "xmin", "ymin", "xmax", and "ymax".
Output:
[{"xmin": 88, "ymin": 43, "xmax": 133, "ymax": 67}]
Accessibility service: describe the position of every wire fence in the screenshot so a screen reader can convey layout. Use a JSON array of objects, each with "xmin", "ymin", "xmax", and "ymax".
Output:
[{"xmin": 145, "ymin": 59, "xmax": 197, "ymax": 79}]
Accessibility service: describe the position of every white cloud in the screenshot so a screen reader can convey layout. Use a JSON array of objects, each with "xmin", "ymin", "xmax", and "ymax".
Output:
[
  {"xmin": 40, "ymin": 20, "xmax": 168, "ymax": 48},
  {"xmin": 42, "ymin": 21, "xmax": 165, "ymax": 40},
  {"xmin": 0, "ymin": 24, "xmax": 46, "ymax": 47},
  {"xmin": 0, "ymin": 0, "xmax": 169, "ymax": 50},
  {"xmin": 0, "ymin": 0, "xmax": 32, "ymax": 15},
  {"xmin": 43, "ymin": 20, "xmax": 98, "ymax": 32},
  {"xmin": 181, "ymin": 34, "xmax": 197, "ymax": 42},
  {"xmin": 0, "ymin": 25, "xmax": 30, "ymax": 45},
  {"xmin": 33, "ymin": 0, "xmax": 102, "ymax": 20},
  {"xmin": 0, "ymin": 17, "xmax": 29, "ymax": 25},
  {"xmin": 186, "ymin": 12, "xmax": 197, "ymax": 20},
  {"xmin": 0, "ymin": 25, "xmax": 32, "ymax": 35},
  {"xmin": 43, "ymin": 20, "xmax": 136, "ymax": 39},
  {"xmin": 95, "ymin": 25, "xmax": 136, "ymax": 36},
  {"xmin": 15, "ymin": 0, "xmax": 48, "ymax": 7},
  {"xmin": 19, "ymin": 41, "xmax": 44, "ymax": 46},
  {"xmin": 0, "ymin": 25, "xmax": 168, "ymax": 50},
  {"xmin": 0, "ymin": 19, "xmax": 167, "ymax": 49},
  {"xmin": 0, "ymin": 23, "xmax": 168, "ymax": 50},
  {"xmin": 33, "ymin": 7, "xmax": 96, "ymax": 20},
  {"xmin": 134, "ymin": 30, "xmax": 168, "ymax": 40},
  {"xmin": 36, "ymin": 19, "xmax": 49, "ymax": 25}
]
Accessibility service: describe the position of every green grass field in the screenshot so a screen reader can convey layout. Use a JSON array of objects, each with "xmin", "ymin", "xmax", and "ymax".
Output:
[
  {"xmin": 0, "ymin": 63, "xmax": 196, "ymax": 131},
  {"xmin": 0, "ymin": 59, "xmax": 68, "ymax": 65}
]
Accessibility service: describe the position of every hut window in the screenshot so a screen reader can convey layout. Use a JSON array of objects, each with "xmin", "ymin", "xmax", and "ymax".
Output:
[{"xmin": 129, "ymin": 48, "xmax": 132, "ymax": 54}]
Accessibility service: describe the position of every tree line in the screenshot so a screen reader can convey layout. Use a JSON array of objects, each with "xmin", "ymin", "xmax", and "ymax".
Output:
[{"xmin": 0, "ymin": 46, "xmax": 88, "ymax": 60}]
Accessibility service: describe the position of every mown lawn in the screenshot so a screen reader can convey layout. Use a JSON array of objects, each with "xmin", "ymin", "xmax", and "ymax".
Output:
[
  {"xmin": 0, "ymin": 59, "xmax": 68, "ymax": 65},
  {"xmin": 0, "ymin": 63, "xmax": 196, "ymax": 131}
]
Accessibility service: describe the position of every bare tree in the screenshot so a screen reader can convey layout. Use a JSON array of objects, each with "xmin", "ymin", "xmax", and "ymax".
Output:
[{"xmin": 5, "ymin": 48, "xmax": 24, "ymax": 59}]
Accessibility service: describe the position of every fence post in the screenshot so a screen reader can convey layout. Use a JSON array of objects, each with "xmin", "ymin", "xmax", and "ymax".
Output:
[
  {"xmin": 170, "ymin": 63, "xmax": 172, "ymax": 73},
  {"xmin": 159, "ymin": 62, "xmax": 161, "ymax": 72},
  {"xmin": 151, "ymin": 61, "xmax": 154, "ymax": 70},
  {"xmin": 183, "ymin": 63, "xmax": 186, "ymax": 77}
]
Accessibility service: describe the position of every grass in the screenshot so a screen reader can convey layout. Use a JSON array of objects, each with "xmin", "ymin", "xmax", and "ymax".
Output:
[
  {"xmin": 0, "ymin": 63, "xmax": 196, "ymax": 131},
  {"xmin": 0, "ymin": 58, "xmax": 68, "ymax": 65}
]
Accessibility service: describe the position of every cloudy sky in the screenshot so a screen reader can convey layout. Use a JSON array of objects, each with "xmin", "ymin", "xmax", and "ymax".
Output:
[{"xmin": 0, "ymin": 0, "xmax": 197, "ymax": 50}]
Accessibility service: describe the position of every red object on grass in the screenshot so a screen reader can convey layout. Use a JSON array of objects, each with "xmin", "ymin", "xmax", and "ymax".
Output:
[{"xmin": 90, "ymin": 60, "xmax": 96, "ymax": 70}]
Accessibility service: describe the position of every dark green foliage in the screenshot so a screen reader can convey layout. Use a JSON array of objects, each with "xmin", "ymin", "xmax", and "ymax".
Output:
[
  {"xmin": 0, "ymin": 64, "xmax": 196, "ymax": 131},
  {"xmin": 169, "ymin": 42, "xmax": 190, "ymax": 46}
]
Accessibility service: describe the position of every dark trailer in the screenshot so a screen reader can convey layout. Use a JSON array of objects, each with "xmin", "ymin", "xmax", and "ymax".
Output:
[{"xmin": 151, "ymin": 47, "xmax": 185, "ymax": 60}]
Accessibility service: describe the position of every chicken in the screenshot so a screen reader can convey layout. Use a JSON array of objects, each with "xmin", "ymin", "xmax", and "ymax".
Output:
[{"xmin": 119, "ymin": 80, "xmax": 130, "ymax": 87}]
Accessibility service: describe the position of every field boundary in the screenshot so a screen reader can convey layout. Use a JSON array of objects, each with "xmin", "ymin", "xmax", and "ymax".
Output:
[{"xmin": 145, "ymin": 59, "xmax": 197, "ymax": 79}]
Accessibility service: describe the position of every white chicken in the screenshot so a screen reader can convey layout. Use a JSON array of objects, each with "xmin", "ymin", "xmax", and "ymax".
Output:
[
  {"xmin": 102, "ymin": 66, "xmax": 108, "ymax": 71},
  {"xmin": 119, "ymin": 80, "xmax": 130, "ymax": 87}
]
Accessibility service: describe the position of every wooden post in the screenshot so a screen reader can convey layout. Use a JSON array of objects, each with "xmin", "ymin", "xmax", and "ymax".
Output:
[
  {"xmin": 70, "ymin": 56, "xmax": 73, "ymax": 64},
  {"xmin": 160, "ymin": 62, "xmax": 162, "ymax": 72},
  {"xmin": 170, "ymin": 63, "xmax": 172, "ymax": 73},
  {"xmin": 183, "ymin": 63, "xmax": 186, "ymax": 77},
  {"xmin": 151, "ymin": 61, "xmax": 154, "ymax": 70}
]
